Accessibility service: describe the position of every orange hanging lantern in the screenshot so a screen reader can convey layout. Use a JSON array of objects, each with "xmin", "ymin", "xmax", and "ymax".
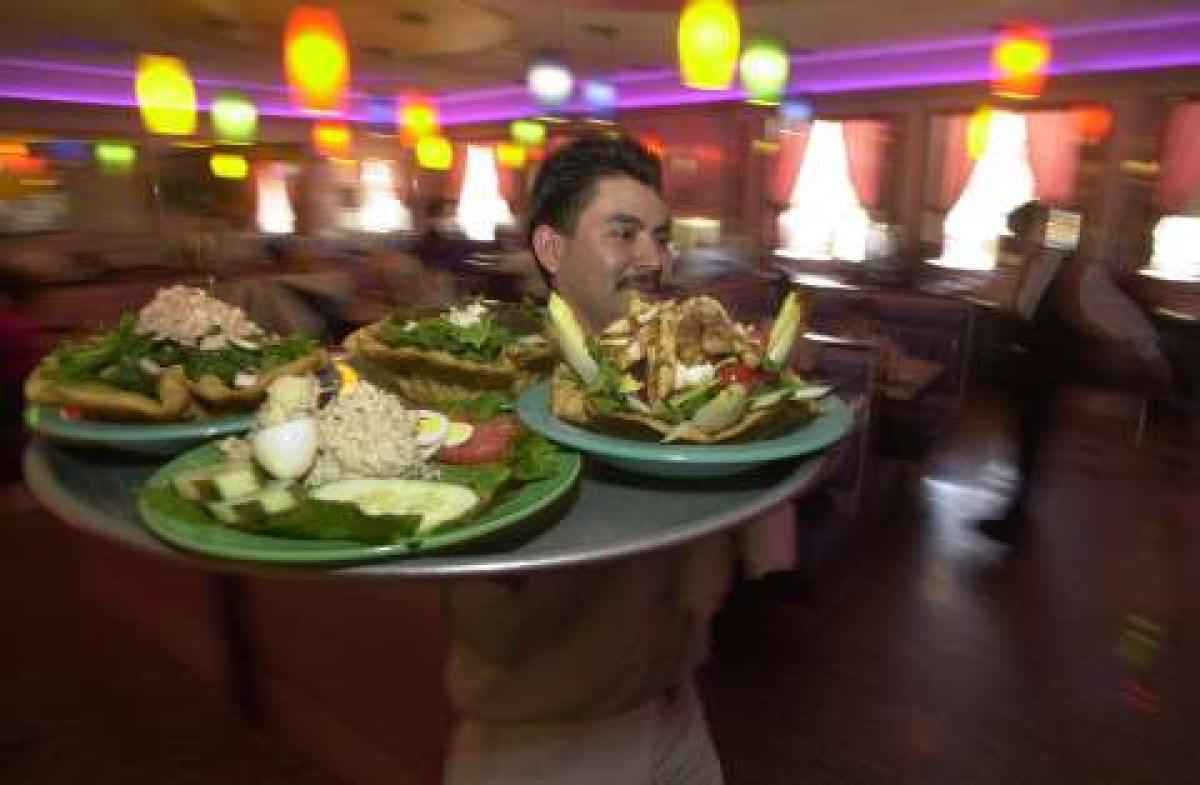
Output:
[
  {"xmin": 992, "ymin": 21, "xmax": 1051, "ymax": 100},
  {"xmin": 312, "ymin": 120, "xmax": 352, "ymax": 158},
  {"xmin": 398, "ymin": 92, "xmax": 439, "ymax": 144},
  {"xmin": 639, "ymin": 133, "xmax": 665, "ymax": 159},
  {"xmin": 284, "ymin": 6, "xmax": 350, "ymax": 113},
  {"xmin": 1073, "ymin": 104, "xmax": 1113, "ymax": 144}
]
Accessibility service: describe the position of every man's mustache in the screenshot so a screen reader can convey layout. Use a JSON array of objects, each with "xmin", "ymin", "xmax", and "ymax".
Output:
[{"xmin": 618, "ymin": 270, "xmax": 663, "ymax": 291}]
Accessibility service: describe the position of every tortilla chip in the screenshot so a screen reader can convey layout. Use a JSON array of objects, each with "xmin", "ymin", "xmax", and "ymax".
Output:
[
  {"xmin": 25, "ymin": 364, "xmax": 193, "ymax": 422},
  {"xmin": 344, "ymin": 323, "xmax": 550, "ymax": 406},
  {"xmin": 186, "ymin": 349, "xmax": 329, "ymax": 410}
]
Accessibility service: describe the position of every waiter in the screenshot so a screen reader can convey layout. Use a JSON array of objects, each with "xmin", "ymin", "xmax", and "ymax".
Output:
[
  {"xmin": 441, "ymin": 136, "xmax": 731, "ymax": 785},
  {"xmin": 978, "ymin": 201, "xmax": 1171, "ymax": 547}
]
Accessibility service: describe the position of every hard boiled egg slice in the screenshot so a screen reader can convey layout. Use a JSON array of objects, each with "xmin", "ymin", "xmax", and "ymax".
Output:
[
  {"xmin": 414, "ymin": 411, "xmax": 450, "ymax": 448},
  {"xmin": 443, "ymin": 421, "xmax": 475, "ymax": 448},
  {"xmin": 252, "ymin": 417, "xmax": 318, "ymax": 480}
]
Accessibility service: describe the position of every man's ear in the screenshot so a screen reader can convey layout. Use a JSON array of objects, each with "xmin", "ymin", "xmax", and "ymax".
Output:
[{"xmin": 532, "ymin": 224, "xmax": 565, "ymax": 277}]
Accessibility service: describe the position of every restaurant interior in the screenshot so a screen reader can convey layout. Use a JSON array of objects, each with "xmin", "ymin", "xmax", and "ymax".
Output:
[{"xmin": 2, "ymin": 1, "xmax": 1200, "ymax": 783}]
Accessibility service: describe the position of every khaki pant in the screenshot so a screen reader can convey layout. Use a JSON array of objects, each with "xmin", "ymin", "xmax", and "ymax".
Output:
[{"xmin": 444, "ymin": 684, "xmax": 723, "ymax": 785}]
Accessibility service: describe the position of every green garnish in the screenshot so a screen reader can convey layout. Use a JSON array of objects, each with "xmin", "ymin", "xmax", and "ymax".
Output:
[{"xmin": 380, "ymin": 311, "xmax": 515, "ymax": 363}]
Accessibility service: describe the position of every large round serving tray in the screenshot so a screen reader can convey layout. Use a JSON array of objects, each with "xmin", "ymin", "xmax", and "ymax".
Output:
[{"xmin": 23, "ymin": 437, "xmax": 835, "ymax": 579}]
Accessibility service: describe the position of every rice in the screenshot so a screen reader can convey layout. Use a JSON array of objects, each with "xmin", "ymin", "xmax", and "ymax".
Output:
[
  {"xmin": 306, "ymin": 380, "xmax": 438, "ymax": 486},
  {"xmin": 137, "ymin": 285, "xmax": 264, "ymax": 349}
]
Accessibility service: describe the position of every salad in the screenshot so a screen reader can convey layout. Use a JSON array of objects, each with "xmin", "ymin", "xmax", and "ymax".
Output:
[
  {"xmin": 343, "ymin": 299, "xmax": 554, "ymax": 407},
  {"xmin": 140, "ymin": 376, "xmax": 565, "ymax": 545},
  {"xmin": 547, "ymin": 291, "xmax": 831, "ymax": 444},
  {"xmin": 25, "ymin": 286, "xmax": 326, "ymax": 421}
]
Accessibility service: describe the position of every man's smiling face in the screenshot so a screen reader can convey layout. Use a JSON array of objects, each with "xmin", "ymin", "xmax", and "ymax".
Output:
[{"xmin": 533, "ymin": 175, "xmax": 671, "ymax": 332}]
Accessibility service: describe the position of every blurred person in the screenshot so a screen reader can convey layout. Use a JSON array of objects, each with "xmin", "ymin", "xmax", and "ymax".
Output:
[
  {"xmin": 0, "ymin": 271, "xmax": 44, "ymax": 484},
  {"xmin": 442, "ymin": 136, "xmax": 728, "ymax": 785},
  {"xmin": 977, "ymin": 201, "xmax": 1172, "ymax": 547}
]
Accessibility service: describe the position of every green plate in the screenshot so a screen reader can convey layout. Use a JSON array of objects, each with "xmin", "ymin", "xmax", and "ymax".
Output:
[
  {"xmin": 24, "ymin": 405, "xmax": 254, "ymax": 456},
  {"xmin": 137, "ymin": 444, "xmax": 583, "ymax": 564},
  {"xmin": 517, "ymin": 381, "xmax": 852, "ymax": 478}
]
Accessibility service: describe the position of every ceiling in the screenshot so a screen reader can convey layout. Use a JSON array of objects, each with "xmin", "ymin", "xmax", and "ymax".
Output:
[{"xmin": 0, "ymin": 0, "xmax": 1197, "ymax": 96}]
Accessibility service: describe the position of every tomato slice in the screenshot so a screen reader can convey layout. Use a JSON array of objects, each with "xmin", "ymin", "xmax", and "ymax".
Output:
[
  {"xmin": 717, "ymin": 363, "xmax": 763, "ymax": 388},
  {"xmin": 436, "ymin": 414, "xmax": 519, "ymax": 465}
]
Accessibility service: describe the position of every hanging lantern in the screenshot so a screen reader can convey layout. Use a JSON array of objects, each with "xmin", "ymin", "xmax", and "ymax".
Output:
[
  {"xmin": 527, "ymin": 54, "xmax": 574, "ymax": 108},
  {"xmin": 209, "ymin": 153, "xmax": 249, "ymax": 180},
  {"xmin": 312, "ymin": 120, "xmax": 352, "ymax": 158},
  {"xmin": 639, "ymin": 133, "xmax": 665, "ymax": 159},
  {"xmin": 992, "ymin": 21, "xmax": 1051, "ymax": 100},
  {"xmin": 94, "ymin": 141, "xmax": 137, "ymax": 175},
  {"xmin": 582, "ymin": 79, "xmax": 618, "ymax": 118},
  {"xmin": 510, "ymin": 119, "xmax": 546, "ymax": 147},
  {"xmin": 967, "ymin": 106, "xmax": 994, "ymax": 160},
  {"xmin": 284, "ymin": 6, "xmax": 350, "ymax": 113},
  {"xmin": 740, "ymin": 38, "xmax": 789, "ymax": 104},
  {"xmin": 496, "ymin": 142, "xmax": 526, "ymax": 169},
  {"xmin": 416, "ymin": 135, "xmax": 453, "ymax": 171},
  {"xmin": 211, "ymin": 91, "xmax": 258, "ymax": 143},
  {"xmin": 1073, "ymin": 104, "xmax": 1113, "ymax": 144},
  {"xmin": 779, "ymin": 98, "xmax": 813, "ymax": 129},
  {"xmin": 398, "ymin": 93, "xmax": 439, "ymax": 143},
  {"xmin": 678, "ymin": 0, "xmax": 740, "ymax": 90},
  {"xmin": 135, "ymin": 55, "xmax": 197, "ymax": 135}
]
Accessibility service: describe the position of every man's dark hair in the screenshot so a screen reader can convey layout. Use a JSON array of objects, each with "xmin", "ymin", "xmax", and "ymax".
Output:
[
  {"xmin": 525, "ymin": 135, "xmax": 662, "ymax": 255},
  {"xmin": 1007, "ymin": 200, "xmax": 1050, "ymax": 238}
]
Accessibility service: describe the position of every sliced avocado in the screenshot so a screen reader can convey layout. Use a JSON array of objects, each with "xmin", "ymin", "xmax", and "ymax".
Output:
[
  {"xmin": 663, "ymin": 384, "xmax": 749, "ymax": 442},
  {"xmin": 173, "ymin": 461, "xmax": 260, "ymax": 502}
]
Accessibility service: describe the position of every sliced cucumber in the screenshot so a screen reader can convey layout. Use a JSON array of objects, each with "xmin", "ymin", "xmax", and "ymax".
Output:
[
  {"xmin": 173, "ymin": 461, "xmax": 261, "ymax": 502},
  {"xmin": 206, "ymin": 481, "xmax": 302, "ymax": 526},
  {"xmin": 311, "ymin": 479, "xmax": 480, "ymax": 534},
  {"xmin": 213, "ymin": 463, "xmax": 265, "ymax": 501}
]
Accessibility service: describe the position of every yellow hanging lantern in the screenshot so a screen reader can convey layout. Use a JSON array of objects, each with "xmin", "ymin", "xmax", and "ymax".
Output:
[
  {"xmin": 416, "ymin": 136, "xmax": 453, "ymax": 171},
  {"xmin": 967, "ymin": 106, "xmax": 993, "ymax": 160},
  {"xmin": 95, "ymin": 141, "xmax": 137, "ymax": 175},
  {"xmin": 212, "ymin": 92, "xmax": 258, "ymax": 143},
  {"xmin": 398, "ymin": 93, "xmax": 439, "ymax": 144},
  {"xmin": 510, "ymin": 119, "xmax": 546, "ymax": 147},
  {"xmin": 495, "ymin": 142, "xmax": 526, "ymax": 169},
  {"xmin": 678, "ymin": 0, "xmax": 741, "ymax": 90},
  {"xmin": 312, "ymin": 120, "xmax": 352, "ymax": 158},
  {"xmin": 284, "ymin": 6, "xmax": 350, "ymax": 113},
  {"xmin": 210, "ymin": 153, "xmax": 249, "ymax": 180},
  {"xmin": 135, "ymin": 54, "xmax": 197, "ymax": 135}
]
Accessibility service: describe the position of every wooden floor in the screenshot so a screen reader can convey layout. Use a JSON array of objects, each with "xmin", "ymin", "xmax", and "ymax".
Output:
[{"xmin": 2, "ymin": 388, "xmax": 1198, "ymax": 784}]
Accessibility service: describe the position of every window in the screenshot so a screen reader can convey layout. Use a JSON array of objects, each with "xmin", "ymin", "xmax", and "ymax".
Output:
[
  {"xmin": 775, "ymin": 119, "xmax": 888, "ymax": 262},
  {"xmin": 925, "ymin": 108, "xmax": 1082, "ymax": 270},
  {"xmin": 1145, "ymin": 102, "xmax": 1200, "ymax": 281},
  {"xmin": 256, "ymin": 162, "xmax": 296, "ymax": 235},
  {"xmin": 455, "ymin": 145, "xmax": 514, "ymax": 243}
]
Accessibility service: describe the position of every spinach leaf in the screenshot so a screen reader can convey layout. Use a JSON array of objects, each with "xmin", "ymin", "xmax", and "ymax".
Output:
[
  {"xmin": 439, "ymin": 392, "xmax": 513, "ymax": 422},
  {"xmin": 263, "ymin": 499, "xmax": 421, "ymax": 545}
]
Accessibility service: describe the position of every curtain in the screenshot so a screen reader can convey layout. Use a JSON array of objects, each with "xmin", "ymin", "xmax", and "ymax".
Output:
[
  {"xmin": 842, "ymin": 120, "xmax": 886, "ymax": 210},
  {"xmin": 1026, "ymin": 110, "xmax": 1082, "ymax": 206},
  {"xmin": 1157, "ymin": 102, "xmax": 1200, "ymax": 213},
  {"xmin": 771, "ymin": 126, "xmax": 810, "ymax": 206},
  {"xmin": 938, "ymin": 114, "xmax": 973, "ymax": 210}
]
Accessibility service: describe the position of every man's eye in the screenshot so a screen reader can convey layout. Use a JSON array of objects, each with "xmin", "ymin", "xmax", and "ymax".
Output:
[{"xmin": 613, "ymin": 228, "xmax": 636, "ymax": 241}]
